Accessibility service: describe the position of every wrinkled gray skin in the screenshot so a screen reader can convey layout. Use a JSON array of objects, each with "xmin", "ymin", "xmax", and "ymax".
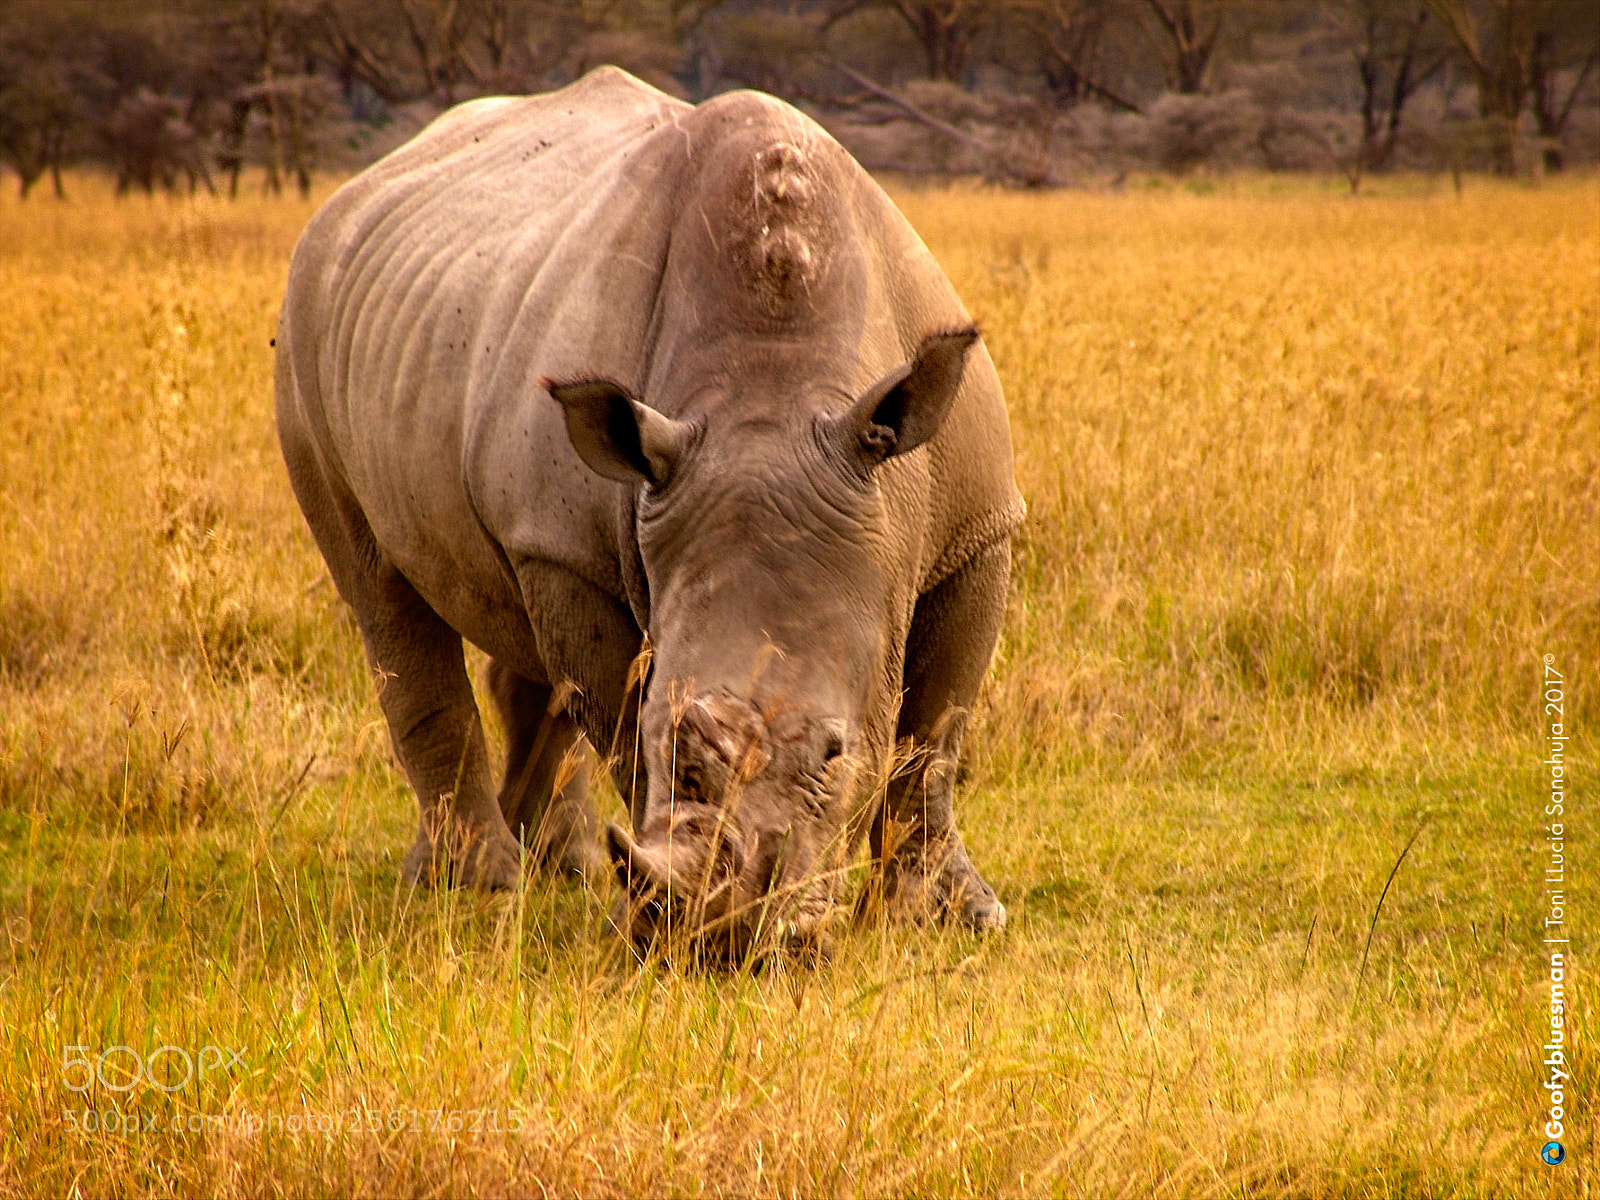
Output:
[{"xmin": 275, "ymin": 67, "xmax": 1025, "ymax": 952}]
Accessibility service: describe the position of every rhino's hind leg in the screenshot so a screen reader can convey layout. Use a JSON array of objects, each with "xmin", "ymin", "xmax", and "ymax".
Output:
[
  {"xmin": 488, "ymin": 660, "xmax": 603, "ymax": 876},
  {"xmin": 869, "ymin": 542, "xmax": 1011, "ymax": 932}
]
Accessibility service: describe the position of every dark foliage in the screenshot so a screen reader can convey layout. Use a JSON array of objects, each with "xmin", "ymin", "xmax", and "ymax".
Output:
[{"xmin": 0, "ymin": 0, "xmax": 1592, "ymax": 194}]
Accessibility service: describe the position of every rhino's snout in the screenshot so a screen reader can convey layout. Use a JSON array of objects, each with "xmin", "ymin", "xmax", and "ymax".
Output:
[
  {"xmin": 606, "ymin": 819, "xmax": 790, "ymax": 955},
  {"xmin": 606, "ymin": 688, "xmax": 853, "ymax": 956}
]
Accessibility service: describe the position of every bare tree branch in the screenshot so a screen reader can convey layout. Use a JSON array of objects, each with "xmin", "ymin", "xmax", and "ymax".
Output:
[
  {"xmin": 817, "ymin": 55, "xmax": 1078, "ymax": 186},
  {"xmin": 820, "ymin": 55, "xmax": 990, "ymax": 147}
]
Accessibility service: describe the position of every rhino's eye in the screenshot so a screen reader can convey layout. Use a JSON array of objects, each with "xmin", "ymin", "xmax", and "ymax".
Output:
[{"xmin": 822, "ymin": 732, "xmax": 844, "ymax": 763}]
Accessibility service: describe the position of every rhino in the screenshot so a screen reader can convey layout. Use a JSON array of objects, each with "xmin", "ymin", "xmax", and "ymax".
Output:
[{"xmin": 275, "ymin": 67, "xmax": 1025, "ymax": 952}]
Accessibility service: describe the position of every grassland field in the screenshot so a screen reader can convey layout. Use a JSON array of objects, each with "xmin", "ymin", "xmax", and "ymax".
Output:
[{"xmin": 0, "ymin": 169, "xmax": 1595, "ymax": 1197}]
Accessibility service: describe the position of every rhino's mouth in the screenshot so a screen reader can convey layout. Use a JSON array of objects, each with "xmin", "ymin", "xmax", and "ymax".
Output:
[{"xmin": 604, "ymin": 821, "xmax": 837, "ymax": 963}]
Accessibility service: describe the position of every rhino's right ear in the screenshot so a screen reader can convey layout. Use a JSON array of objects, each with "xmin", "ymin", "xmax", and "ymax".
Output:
[
  {"xmin": 822, "ymin": 328, "xmax": 978, "ymax": 471},
  {"xmin": 543, "ymin": 377, "xmax": 696, "ymax": 488}
]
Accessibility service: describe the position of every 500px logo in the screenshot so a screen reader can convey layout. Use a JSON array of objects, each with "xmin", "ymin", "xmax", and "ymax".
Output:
[{"xmin": 62, "ymin": 1045, "xmax": 247, "ymax": 1094}]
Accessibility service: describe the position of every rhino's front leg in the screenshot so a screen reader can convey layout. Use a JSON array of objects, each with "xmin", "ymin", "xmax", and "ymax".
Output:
[
  {"xmin": 870, "ymin": 541, "xmax": 1010, "ymax": 932},
  {"xmin": 488, "ymin": 660, "xmax": 605, "ymax": 876},
  {"xmin": 358, "ymin": 575, "xmax": 523, "ymax": 890},
  {"xmin": 278, "ymin": 416, "xmax": 522, "ymax": 891},
  {"xmin": 514, "ymin": 564, "xmax": 649, "ymax": 828}
]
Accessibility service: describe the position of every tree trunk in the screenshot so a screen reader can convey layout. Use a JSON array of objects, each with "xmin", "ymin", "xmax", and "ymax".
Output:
[
  {"xmin": 1145, "ymin": 0, "xmax": 1223, "ymax": 94},
  {"xmin": 1529, "ymin": 33, "xmax": 1598, "ymax": 172},
  {"xmin": 911, "ymin": 9, "xmax": 967, "ymax": 81},
  {"xmin": 1476, "ymin": 71, "xmax": 1523, "ymax": 174},
  {"xmin": 1430, "ymin": 0, "xmax": 1552, "ymax": 176},
  {"xmin": 288, "ymin": 90, "xmax": 312, "ymax": 199},
  {"xmin": 263, "ymin": 86, "xmax": 285, "ymax": 195},
  {"xmin": 10, "ymin": 133, "xmax": 44, "ymax": 199},
  {"xmin": 1355, "ymin": 14, "xmax": 1382, "ymax": 168},
  {"xmin": 1372, "ymin": 6, "xmax": 1443, "ymax": 170}
]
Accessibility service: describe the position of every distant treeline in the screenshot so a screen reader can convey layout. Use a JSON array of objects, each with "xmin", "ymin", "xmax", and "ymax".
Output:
[{"xmin": 0, "ymin": 0, "xmax": 1594, "ymax": 196}]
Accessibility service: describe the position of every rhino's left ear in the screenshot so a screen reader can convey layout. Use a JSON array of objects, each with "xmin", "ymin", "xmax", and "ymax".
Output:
[
  {"xmin": 825, "ymin": 327, "xmax": 978, "ymax": 468},
  {"xmin": 543, "ymin": 377, "xmax": 696, "ymax": 488}
]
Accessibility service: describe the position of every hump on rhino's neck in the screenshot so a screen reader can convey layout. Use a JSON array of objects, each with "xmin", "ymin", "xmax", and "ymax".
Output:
[{"xmin": 654, "ymin": 118, "xmax": 870, "ymax": 345}]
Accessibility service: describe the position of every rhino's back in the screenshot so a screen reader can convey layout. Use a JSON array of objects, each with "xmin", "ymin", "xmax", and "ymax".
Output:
[
  {"xmin": 277, "ymin": 69, "xmax": 693, "ymax": 646},
  {"xmin": 287, "ymin": 65, "xmax": 690, "ymax": 432}
]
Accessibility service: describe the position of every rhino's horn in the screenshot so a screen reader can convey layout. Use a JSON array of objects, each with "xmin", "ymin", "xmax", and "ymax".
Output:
[{"xmin": 606, "ymin": 822, "xmax": 682, "ymax": 897}]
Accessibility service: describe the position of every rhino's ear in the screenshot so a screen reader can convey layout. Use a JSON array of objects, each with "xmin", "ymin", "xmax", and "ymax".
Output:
[
  {"xmin": 826, "ymin": 328, "xmax": 978, "ymax": 468},
  {"xmin": 544, "ymin": 377, "xmax": 695, "ymax": 488}
]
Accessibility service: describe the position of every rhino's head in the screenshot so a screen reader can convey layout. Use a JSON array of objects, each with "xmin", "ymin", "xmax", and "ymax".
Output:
[{"xmin": 545, "ymin": 328, "xmax": 976, "ymax": 958}]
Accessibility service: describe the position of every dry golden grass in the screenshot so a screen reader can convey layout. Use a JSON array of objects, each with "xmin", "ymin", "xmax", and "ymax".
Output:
[
  {"xmin": 920, "ymin": 175, "xmax": 1600, "ymax": 778},
  {"xmin": 0, "ymin": 170, "xmax": 1595, "ymax": 1197}
]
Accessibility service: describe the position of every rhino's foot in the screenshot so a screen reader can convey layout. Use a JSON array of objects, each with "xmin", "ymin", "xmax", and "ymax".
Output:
[
  {"xmin": 878, "ymin": 834, "xmax": 1007, "ymax": 933},
  {"xmin": 402, "ymin": 821, "xmax": 524, "ymax": 891}
]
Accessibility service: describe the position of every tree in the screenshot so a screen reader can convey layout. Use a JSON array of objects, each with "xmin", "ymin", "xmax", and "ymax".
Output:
[
  {"xmin": 1527, "ymin": 0, "xmax": 1599, "ymax": 168},
  {"xmin": 300, "ymin": 0, "xmax": 724, "ymax": 104},
  {"xmin": 1426, "ymin": 0, "xmax": 1559, "ymax": 173},
  {"xmin": 243, "ymin": 75, "xmax": 336, "ymax": 196},
  {"xmin": 703, "ymin": 9, "xmax": 826, "ymax": 97},
  {"xmin": 0, "ymin": 4, "xmax": 96, "ymax": 198},
  {"xmin": 1332, "ymin": 0, "xmax": 1449, "ymax": 169},
  {"xmin": 301, "ymin": 0, "xmax": 554, "ymax": 105},
  {"xmin": 1138, "ymin": 0, "xmax": 1225, "ymax": 93},
  {"xmin": 392, "ymin": 0, "xmax": 515, "ymax": 103},
  {"xmin": 103, "ymin": 89, "xmax": 212, "ymax": 194},
  {"xmin": 826, "ymin": 0, "xmax": 1001, "ymax": 82},
  {"xmin": 1013, "ymin": 0, "xmax": 1143, "ymax": 110},
  {"xmin": 0, "ymin": 60, "xmax": 77, "ymax": 197},
  {"xmin": 302, "ymin": 0, "xmax": 423, "ymax": 102}
]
